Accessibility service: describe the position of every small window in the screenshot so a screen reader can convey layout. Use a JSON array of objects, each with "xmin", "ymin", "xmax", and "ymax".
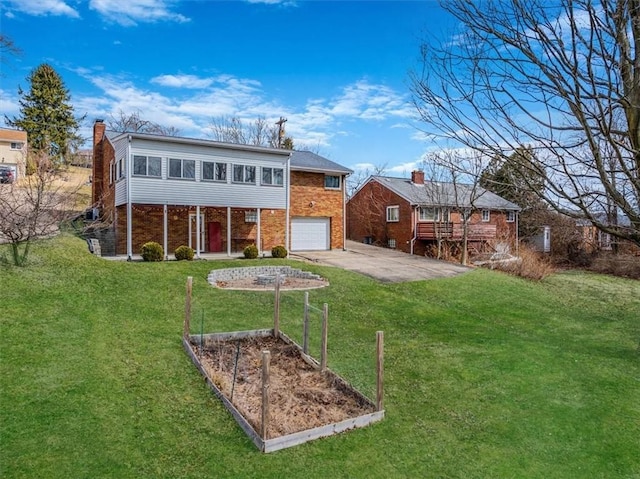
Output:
[
  {"xmin": 169, "ymin": 158, "xmax": 195, "ymax": 180},
  {"xmin": 262, "ymin": 167, "xmax": 284, "ymax": 186},
  {"xmin": 324, "ymin": 175, "xmax": 341, "ymax": 189},
  {"xmin": 117, "ymin": 158, "xmax": 124, "ymax": 180},
  {"xmin": 133, "ymin": 155, "xmax": 162, "ymax": 177},
  {"xmin": 109, "ymin": 160, "xmax": 114, "ymax": 184},
  {"xmin": 202, "ymin": 161, "xmax": 227, "ymax": 182},
  {"xmin": 233, "ymin": 164, "xmax": 256, "ymax": 184},
  {"xmin": 506, "ymin": 210, "xmax": 515, "ymax": 223},
  {"xmin": 10, "ymin": 142, "xmax": 24, "ymax": 150},
  {"xmin": 419, "ymin": 207, "xmax": 449, "ymax": 222},
  {"xmin": 386, "ymin": 206, "xmax": 399, "ymax": 222},
  {"xmin": 482, "ymin": 209, "xmax": 490, "ymax": 222},
  {"xmin": 245, "ymin": 210, "xmax": 257, "ymax": 223}
]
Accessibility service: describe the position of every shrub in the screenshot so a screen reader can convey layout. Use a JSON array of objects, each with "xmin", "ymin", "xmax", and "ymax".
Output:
[
  {"xmin": 243, "ymin": 244, "xmax": 258, "ymax": 259},
  {"xmin": 271, "ymin": 245, "xmax": 288, "ymax": 258},
  {"xmin": 174, "ymin": 245, "xmax": 194, "ymax": 261},
  {"xmin": 141, "ymin": 241, "xmax": 164, "ymax": 262},
  {"xmin": 489, "ymin": 245, "xmax": 555, "ymax": 280}
]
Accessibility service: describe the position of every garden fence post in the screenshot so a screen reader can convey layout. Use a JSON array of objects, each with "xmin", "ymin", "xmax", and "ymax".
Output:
[
  {"xmin": 273, "ymin": 274, "xmax": 280, "ymax": 339},
  {"xmin": 376, "ymin": 331, "xmax": 384, "ymax": 412},
  {"xmin": 303, "ymin": 291, "xmax": 310, "ymax": 354},
  {"xmin": 261, "ymin": 350, "xmax": 271, "ymax": 440},
  {"xmin": 320, "ymin": 303, "xmax": 328, "ymax": 371},
  {"xmin": 184, "ymin": 276, "xmax": 193, "ymax": 339}
]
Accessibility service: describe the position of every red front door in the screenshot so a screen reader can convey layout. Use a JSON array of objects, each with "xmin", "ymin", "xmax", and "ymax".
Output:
[{"xmin": 208, "ymin": 222, "xmax": 222, "ymax": 252}]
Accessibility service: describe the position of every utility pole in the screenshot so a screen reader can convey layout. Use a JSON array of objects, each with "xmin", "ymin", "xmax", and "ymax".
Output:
[{"xmin": 275, "ymin": 117, "xmax": 287, "ymax": 148}]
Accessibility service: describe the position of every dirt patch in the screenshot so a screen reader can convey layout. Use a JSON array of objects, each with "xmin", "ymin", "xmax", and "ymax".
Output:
[
  {"xmin": 215, "ymin": 277, "xmax": 328, "ymax": 290},
  {"xmin": 194, "ymin": 336, "xmax": 375, "ymax": 438}
]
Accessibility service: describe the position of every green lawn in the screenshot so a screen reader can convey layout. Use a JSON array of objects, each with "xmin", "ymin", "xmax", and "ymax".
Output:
[{"xmin": 1, "ymin": 235, "xmax": 639, "ymax": 478}]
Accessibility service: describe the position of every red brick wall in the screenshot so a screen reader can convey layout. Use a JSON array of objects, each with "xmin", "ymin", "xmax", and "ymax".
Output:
[
  {"xmin": 290, "ymin": 171, "xmax": 346, "ymax": 249},
  {"xmin": 115, "ymin": 205, "xmax": 287, "ymax": 255},
  {"xmin": 347, "ymin": 180, "xmax": 414, "ymax": 251}
]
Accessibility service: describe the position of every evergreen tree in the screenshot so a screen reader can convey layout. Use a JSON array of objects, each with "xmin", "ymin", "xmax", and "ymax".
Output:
[
  {"xmin": 480, "ymin": 146, "xmax": 548, "ymax": 238},
  {"xmin": 5, "ymin": 63, "xmax": 83, "ymax": 169}
]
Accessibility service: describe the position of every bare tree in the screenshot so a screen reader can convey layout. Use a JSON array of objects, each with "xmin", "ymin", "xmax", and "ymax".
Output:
[
  {"xmin": 346, "ymin": 163, "xmax": 388, "ymax": 198},
  {"xmin": 209, "ymin": 116, "xmax": 280, "ymax": 147},
  {"xmin": 107, "ymin": 110, "xmax": 180, "ymax": 136},
  {"xmin": 411, "ymin": 0, "xmax": 640, "ymax": 247},
  {"xmin": 0, "ymin": 152, "xmax": 83, "ymax": 266}
]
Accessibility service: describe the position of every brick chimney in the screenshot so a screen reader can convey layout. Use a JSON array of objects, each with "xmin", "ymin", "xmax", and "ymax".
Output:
[
  {"xmin": 92, "ymin": 119, "xmax": 105, "ymax": 204},
  {"xmin": 411, "ymin": 170, "xmax": 424, "ymax": 185}
]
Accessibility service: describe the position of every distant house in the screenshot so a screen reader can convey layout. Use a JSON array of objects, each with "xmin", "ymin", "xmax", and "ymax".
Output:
[
  {"xmin": 91, "ymin": 120, "xmax": 351, "ymax": 257},
  {"xmin": 0, "ymin": 127, "xmax": 27, "ymax": 181},
  {"xmin": 347, "ymin": 170, "xmax": 520, "ymax": 256}
]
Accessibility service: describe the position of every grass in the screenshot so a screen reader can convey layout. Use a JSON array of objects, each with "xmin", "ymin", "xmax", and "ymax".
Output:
[{"xmin": 1, "ymin": 234, "xmax": 639, "ymax": 478}]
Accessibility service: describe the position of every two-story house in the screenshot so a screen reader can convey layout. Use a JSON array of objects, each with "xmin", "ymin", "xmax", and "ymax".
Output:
[
  {"xmin": 91, "ymin": 120, "xmax": 351, "ymax": 258},
  {"xmin": 0, "ymin": 127, "xmax": 27, "ymax": 181},
  {"xmin": 347, "ymin": 170, "xmax": 520, "ymax": 256}
]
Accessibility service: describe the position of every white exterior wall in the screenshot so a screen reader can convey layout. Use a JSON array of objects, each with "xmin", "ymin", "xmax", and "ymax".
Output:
[
  {"xmin": 116, "ymin": 138, "xmax": 288, "ymax": 208},
  {"xmin": 113, "ymin": 138, "xmax": 129, "ymax": 206}
]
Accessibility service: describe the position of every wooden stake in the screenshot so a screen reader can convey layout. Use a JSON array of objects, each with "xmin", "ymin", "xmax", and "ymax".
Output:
[
  {"xmin": 320, "ymin": 303, "xmax": 328, "ymax": 371},
  {"xmin": 273, "ymin": 274, "xmax": 280, "ymax": 339},
  {"xmin": 376, "ymin": 331, "xmax": 384, "ymax": 411},
  {"xmin": 261, "ymin": 350, "xmax": 271, "ymax": 440},
  {"xmin": 303, "ymin": 291, "xmax": 310, "ymax": 354},
  {"xmin": 184, "ymin": 276, "xmax": 193, "ymax": 339}
]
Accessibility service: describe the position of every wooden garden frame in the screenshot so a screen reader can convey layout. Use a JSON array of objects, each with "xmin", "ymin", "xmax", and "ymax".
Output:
[{"xmin": 182, "ymin": 276, "xmax": 385, "ymax": 453}]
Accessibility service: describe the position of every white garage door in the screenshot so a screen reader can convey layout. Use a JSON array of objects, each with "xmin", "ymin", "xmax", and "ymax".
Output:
[{"xmin": 291, "ymin": 217, "xmax": 330, "ymax": 251}]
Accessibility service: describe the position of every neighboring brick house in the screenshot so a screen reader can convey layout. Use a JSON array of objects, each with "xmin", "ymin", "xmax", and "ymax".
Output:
[
  {"xmin": 0, "ymin": 127, "xmax": 27, "ymax": 181},
  {"xmin": 91, "ymin": 120, "xmax": 351, "ymax": 258},
  {"xmin": 347, "ymin": 170, "xmax": 520, "ymax": 256}
]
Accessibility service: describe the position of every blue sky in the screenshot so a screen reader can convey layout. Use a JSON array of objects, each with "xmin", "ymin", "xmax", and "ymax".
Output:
[{"xmin": 1, "ymin": 0, "xmax": 455, "ymax": 175}]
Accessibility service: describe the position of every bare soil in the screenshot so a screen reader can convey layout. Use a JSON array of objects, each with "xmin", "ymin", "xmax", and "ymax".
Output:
[{"xmin": 194, "ymin": 336, "xmax": 375, "ymax": 439}]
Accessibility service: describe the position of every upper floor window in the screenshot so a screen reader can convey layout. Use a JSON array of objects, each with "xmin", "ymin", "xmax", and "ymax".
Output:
[
  {"xmin": 133, "ymin": 155, "xmax": 162, "ymax": 177},
  {"xmin": 506, "ymin": 210, "xmax": 516, "ymax": 223},
  {"xmin": 482, "ymin": 209, "xmax": 490, "ymax": 222},
  {"xmin": 262, "ymin": 167, "xmax": 284, "ymax": 186},
  {"xmin": 419, "ymin": 207, "xmax": 449, "ymax": 222},
  {"xmin": 169, "ymin": 158, "xmax": 195, "ymax": 180},
  {"xmin": 202, "ymin": 161, "xmax": 227, "ymax": 182},
  {"xmin": 10, "ymin": 142, "xmax": 24, "ymax": 150},
  {"xmin": 233, "ymin": 164, "xmax": 256, "ymax": 184},
  {"xmin": 324, "ymin": 175, "xmax": 341, "ymax": 189},
  {"xmin": 386, "ymin": 205, "xmax": 399, "ymax": 222},
  {"xmin": 117, "ymin": 158, "xmax": 124, "ymax": 181}
]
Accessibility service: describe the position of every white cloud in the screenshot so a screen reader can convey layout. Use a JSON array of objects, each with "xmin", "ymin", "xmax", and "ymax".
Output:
[
  {"xmin": 5, "ymin": 0, "xmax": 79, "ymax": 18},
  {"xmin": 89, "ymin": 0, "xmax": 190, "ymax": 26},
  {"xmin": 151, "ymin": 74, "xmax": 214, "ymax": 89},
  {"xmin": 330, "ymin": 80, "xmax": 413, "ymax": 121}
]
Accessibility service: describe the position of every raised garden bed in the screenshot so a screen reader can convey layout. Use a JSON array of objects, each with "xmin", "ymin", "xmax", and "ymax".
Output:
[{"xmin": 183, "ymin": 276, "xmax": 384, "ymax": 452}]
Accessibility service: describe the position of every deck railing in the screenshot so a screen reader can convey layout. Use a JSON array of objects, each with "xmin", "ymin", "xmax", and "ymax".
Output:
[{"xmin": 416, "ymin": 222, "xmax": 497, "ymax": 241}]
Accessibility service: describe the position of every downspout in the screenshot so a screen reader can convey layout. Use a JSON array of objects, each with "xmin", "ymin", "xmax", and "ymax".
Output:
[
  {"xmin": 515, "ymin": 210, "xmax": 519, "ymax": 257},
  {"xmin": 410, "ymin": 205, "xmax": 418, "ymax": 255},
  {"xmin": 285, "ymin": 153, "xmax": 291, "ymax": 256},
  {"xmin": 126, "ymin": 135, "xmax": 132, "ymax": 260},
  {"xmin": 342, "ymin": 174, "xmax": 347, "ymax": 251}
]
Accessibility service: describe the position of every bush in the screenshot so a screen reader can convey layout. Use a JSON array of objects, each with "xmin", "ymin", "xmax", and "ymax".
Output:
[
  {"xmin": 489, "ymin": 245, "xmax": 555, "ymax": 280},
  {"xmin": 243, "ymin": 244, "xmax": 258, "ymax": 259},
  {"xmin": 271, "ymin": 245, "xmax": 288, "ymax": 258},
  {"xmin": 141, "ymin": 241, "xmax": 164, "ymax": 262},
  {"xmin": 174, "ymin": 245, "xmax": 194, "ymax": 261}
]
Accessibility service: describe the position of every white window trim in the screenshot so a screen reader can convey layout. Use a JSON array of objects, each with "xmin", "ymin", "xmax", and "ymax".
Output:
[
  {"xmin": 386, "ymin": 205, "xmax": 399, "ymax": 222},
  {"xmin": 232, "ymin": 164, "xmax": 256, "ymax": 184},
  {"xmin": 506, "ymin": 210, "xmax": 516, "ymax": 223},
  {"xmin": 261, "ymin": 166, "xmax": 284, "ymax": 186},
  {"xmin": 418, "ymin": 207, "xmax": 450, "ymax": 222},
  {"xmin": 202, "ymin": 161, "xmax": 227, "ymax": 182},
  {"xmin": 324, "ymin": 174, "xmax": 341, "ymax": 190},
  {"xmin": 169, "ymin": 158, "xmax": 196, "ymax": 180},
  {"xmin": 482, "ymin": 209, "xmax": 490, "ymax": 222},
  {"xmin": 132, "ymin": 155, "xmax": 162, "ymax": 178},
  {"xmin": 10, "ymin": 142, "xmax": 24, "ymax": 150}
]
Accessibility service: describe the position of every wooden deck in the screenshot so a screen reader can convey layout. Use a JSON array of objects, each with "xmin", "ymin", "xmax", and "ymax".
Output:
[{"xmin": 416, "ymin": 222, "xmax": 497, "ymax": 241}]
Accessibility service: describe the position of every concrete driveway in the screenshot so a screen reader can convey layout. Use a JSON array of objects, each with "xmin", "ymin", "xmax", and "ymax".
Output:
[{"xmin": 291, "ymin": 240, "xmax": 470, "ymax": 283}]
